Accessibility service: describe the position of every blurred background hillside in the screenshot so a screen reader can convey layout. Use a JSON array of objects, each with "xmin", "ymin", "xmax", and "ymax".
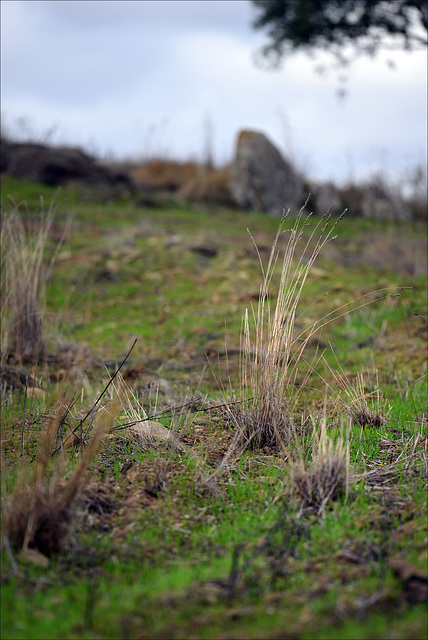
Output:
[{"xmin": 1, "ymin": 0, "xmax": 427, "ymax": 214}]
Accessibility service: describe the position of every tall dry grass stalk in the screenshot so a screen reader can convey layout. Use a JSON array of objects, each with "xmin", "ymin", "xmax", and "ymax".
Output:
[
  {"xmin": 0, "ymin": 198, "xmax": 62, "ymax": 365},
  {"xmin": 237, "ymin": 203, "xmax": 345, "ymax": 449}
]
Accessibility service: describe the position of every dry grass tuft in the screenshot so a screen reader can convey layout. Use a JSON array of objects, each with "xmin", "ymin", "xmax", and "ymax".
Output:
[
  {"xmin": 236, "ymin": 202, "xmax": 346, "ymax": 449},
  {"xmin": 328, "ymin": 362, "xmax": 389, "ymax": 429},
  {"xmin": 0, "ymin": 198, "xmax": 66, "ymax": 365},
  {"xmin": 346, "ymin": 374, "xmax": 388, "ymax": 429},
  {"xmin": 289, "ymin": 417, "xmax": 350, "ymax": 515}
]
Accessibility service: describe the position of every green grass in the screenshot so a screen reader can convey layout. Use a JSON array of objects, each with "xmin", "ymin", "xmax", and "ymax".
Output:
[
  {"xmin": 2, "ymin": 484, "xmax": 426, "ymax": 638},
  {"xmin": 1, "ymin": 177, "xmax": 427, "ymax": 639}
]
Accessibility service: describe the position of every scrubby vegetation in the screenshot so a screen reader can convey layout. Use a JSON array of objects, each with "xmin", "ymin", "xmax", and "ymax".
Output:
[{"xmin": 1, "ymin": 174, "xmax": 427, "ymax": 639}]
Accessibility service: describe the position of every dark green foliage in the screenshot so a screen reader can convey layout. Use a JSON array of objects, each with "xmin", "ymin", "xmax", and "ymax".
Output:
[{"xmin": 251, "ymin": 0, "xmax": 428, "ymax": 66}]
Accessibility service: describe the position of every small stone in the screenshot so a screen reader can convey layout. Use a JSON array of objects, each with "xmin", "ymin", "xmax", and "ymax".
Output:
[
  {"xmin": 26, "ymin": 387, "xmax": 46, "ymax": 400},
  {"xmin": 19, "ymin": 548, "xmax": 49, "ymax": 567}
]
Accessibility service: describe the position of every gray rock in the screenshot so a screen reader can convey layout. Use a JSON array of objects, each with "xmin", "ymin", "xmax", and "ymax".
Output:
[{"xmin": 229, "ymin": 130, "xmax": 305, "ymax": 216}]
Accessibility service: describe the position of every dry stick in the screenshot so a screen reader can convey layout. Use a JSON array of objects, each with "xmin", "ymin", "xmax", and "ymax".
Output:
[
  {"xmin": 109, "ymin": 396, "xmax": 255, "ymax": 435},
  {"xmin": 51, "ymin": 340, "xmax": 138, "ymax": 455},
  {"xmin": 69, "ymin": 338, "xmax": 138, "ymax": 439}
]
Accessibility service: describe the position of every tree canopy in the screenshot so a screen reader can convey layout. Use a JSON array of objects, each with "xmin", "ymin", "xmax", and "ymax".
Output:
[{"xmin": 251, "ymin": 0, "xmax": 428, "ymax": 68}]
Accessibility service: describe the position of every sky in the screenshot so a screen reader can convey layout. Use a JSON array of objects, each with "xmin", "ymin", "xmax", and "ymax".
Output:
[{"xmin": 1, "ymin": 0, "xmax": 427, "ymax": 186}]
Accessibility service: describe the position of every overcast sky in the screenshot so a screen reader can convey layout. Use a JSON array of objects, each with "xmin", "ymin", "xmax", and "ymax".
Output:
[{"xmin": 1, "ymin": 0, "xmax": 427, "ymax": 185}]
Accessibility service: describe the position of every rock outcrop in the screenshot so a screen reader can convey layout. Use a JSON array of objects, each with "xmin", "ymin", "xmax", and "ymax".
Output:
[
  {"xmin": 0, "ymin": 139, "xmax": 133, "ymax": 189},
  {"xmin": 229, "ymin": 130, "xmax": 305, "ymax": 216}
]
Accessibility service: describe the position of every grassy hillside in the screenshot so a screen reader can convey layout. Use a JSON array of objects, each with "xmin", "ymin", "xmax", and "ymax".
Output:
[{"xmin": 1, "ymin": 175, "xmax": 427, "ymax": 639}]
